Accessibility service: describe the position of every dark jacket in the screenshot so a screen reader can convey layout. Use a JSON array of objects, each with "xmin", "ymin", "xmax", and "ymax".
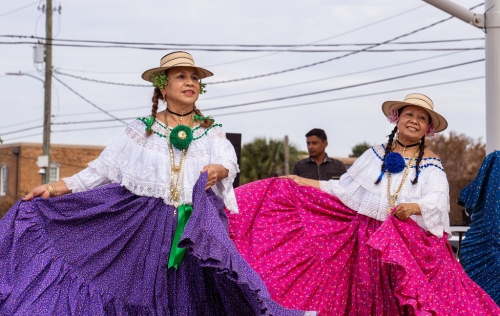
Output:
[{"xmin": 292, "ymin": 155, "xmax": 347, "ymax": 181}]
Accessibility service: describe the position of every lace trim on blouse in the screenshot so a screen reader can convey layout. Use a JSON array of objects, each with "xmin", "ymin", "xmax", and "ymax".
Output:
[
  {"xmin": 319, "ymin": 144, "xmax": 450, "ymax": 238},
  {"xmin": 62, "ymin": 118, "xmax": 239, "ymax": 214}
]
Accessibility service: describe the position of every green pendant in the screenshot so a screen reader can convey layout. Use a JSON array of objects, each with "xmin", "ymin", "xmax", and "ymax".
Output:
[{"xmin": 169, "ymin": 125, "xmax": 193, "ymax": 150}]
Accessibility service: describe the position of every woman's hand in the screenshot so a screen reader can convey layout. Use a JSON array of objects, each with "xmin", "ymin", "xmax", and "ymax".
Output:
[
  {"xmin": 22, "ymin": 180, "xmax": 71, "ymax": 201},
  {"xmin": 201, "ymin": 164, "xmax": 229, "ymax": 190},
  {"xmin": 392, "ymin": 203, "xmax": 422, "ymax": 220},
  {"xmin": 22, "ymin": 184, "xmax": 50, "ymax": 201},
  {"xmin": 279, "ymin": 175, "xmax": 320, "ymax": 189}
]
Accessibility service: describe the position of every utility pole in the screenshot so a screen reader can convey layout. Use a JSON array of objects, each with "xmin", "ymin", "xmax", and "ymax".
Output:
[
  {"xmin": 42, "ymin": 0, "xmax": 53, "ymax": 183},
  {"xmin": 284, "ymin": 135, "xmax": 290, "ymax": 175},
  {"xmin": 422, "ymin": 0, "xmax": 500, "ymax": 153}
]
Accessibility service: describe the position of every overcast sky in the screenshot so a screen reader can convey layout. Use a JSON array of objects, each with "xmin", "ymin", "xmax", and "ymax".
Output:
[{"xmin": 0, "ymin": 0, "xmax": 487, "ymax": 157}]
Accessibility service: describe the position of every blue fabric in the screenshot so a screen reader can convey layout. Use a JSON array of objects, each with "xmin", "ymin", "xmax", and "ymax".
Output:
[{"xmin": 460, "ymin": 151, "xmax": 500, "ymax": 306}]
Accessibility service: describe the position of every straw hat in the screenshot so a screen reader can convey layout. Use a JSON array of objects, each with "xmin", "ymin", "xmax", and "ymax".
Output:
[
  {"xmin": 141, "ymin": 51, "xmax": 213, "ymax": 83},
  {"xmin": 381, "ymin": 93, "xmax": 448, "ymax": 132}
]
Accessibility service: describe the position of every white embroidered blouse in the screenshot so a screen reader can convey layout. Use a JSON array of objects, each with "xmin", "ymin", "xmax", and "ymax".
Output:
[
  {"xmin": 319, "ymin": 144, "xmax": 451, "ymax": 238},
  {"xmin": 62, "ymin": 118, "xmax": 240, "ymax": 214}
]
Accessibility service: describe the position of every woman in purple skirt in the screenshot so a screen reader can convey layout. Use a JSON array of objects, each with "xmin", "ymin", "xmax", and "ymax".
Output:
[{"xmin": 0, "ymin": 51, "xmax": 313, "ymax": 316}]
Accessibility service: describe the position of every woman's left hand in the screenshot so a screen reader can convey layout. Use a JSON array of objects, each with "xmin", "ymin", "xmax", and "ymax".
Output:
[
  {"xmin": 201, "ymin": 164, "xmax": 228, "ymax": 190},
  {"xmin": 392, "ymin": 203, "xmax": 422, "ymax": 220}
]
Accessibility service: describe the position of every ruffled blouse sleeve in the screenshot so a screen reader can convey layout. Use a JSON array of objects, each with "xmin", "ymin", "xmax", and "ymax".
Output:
[
  {"xmin": 62, "ymin": 167, "xmax": 111, "ymax": 193},
  {"xmin": 413, "ymin": 166, "xmax": 450, "ymax": 238},
  {"xmin": 206, "ymin": 125, "xmax": 240, "ymax": 214}
]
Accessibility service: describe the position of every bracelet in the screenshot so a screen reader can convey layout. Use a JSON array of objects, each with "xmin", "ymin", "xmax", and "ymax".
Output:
[{"xmin": 46, "ymin": 183, "xmax": 58, "ymax": 197}]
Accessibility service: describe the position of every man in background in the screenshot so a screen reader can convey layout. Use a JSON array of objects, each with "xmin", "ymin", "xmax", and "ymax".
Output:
[{"xmin": 292, "ymin": 128, "xmax": 347, "ymax": 180}]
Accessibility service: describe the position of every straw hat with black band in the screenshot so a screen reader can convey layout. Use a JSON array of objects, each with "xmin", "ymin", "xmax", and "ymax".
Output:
[
  {"xmin": 382, "ymin": 93, "xmax": 448, "ymax": 133},
  {"xmin": 141, "ymin": 51, "xmax": 213, "ymax": 83}
]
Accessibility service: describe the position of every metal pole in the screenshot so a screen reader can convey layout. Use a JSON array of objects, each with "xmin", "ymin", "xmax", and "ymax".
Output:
[
  {"xmin": 485, "ymin": 0, "xmax": 500, "ymax": 153},
  {"xmin": 284, "ymin": 135, "xmax": 290, "ymax": 175},
  {"xmin": 423, "ymin": 0, "xmax": 476, "ymax": 24},
  {"xmin": 43, "ymin": 0, "xmax": 53, "ymax": 183},
  {"xmin": 422, "ymin": 0, "xmax": 500, "ymax": 153}
]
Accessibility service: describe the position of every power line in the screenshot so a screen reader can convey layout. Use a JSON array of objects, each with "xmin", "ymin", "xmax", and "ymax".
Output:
[
  {"xmin": 203, "ymin": 50, "xmax": 469, "ymax": 100},
  {"xmin": 51, "ymin": 117, "xmax": 136, "ymax": 125},
  {"xmin": 205, "ymin": 59, "xmax": 485, "ymax": 111},
  {"xmin": 55, "ymin": 67, "xmax": 140, "ymax": 75},
  {"xmin": 1, "ymin": 117, "xmax": 41, "ymax": 129},
  {"xmin": 0, "ymin": 41, "xmax": 485, "ymax": 53},
  {"xmin": 212, "ymin": 76, "xmax": 485, "ymax": 117},
  {"xmin": 53, "ymin": 105, "xmax": 147, "ymax": 118},
  {"xmin": 52, "ymin": 125, "xmax": 125, "ymax": 133},
  {"xmin": 26, "ymin": 59, "xmax": 484, "ymax": 128},
  {"xmin": 53, "ymin": 70, "xmax": 150, "ymax": 87},
  {"xmin": 52, "ymin": 75, "xmax": 128, "ymax": 125},
  {"xmin": 206, "ymin": 2, "xmax": 485, "ymax": 85},
  {"xmin": 2, "ymin": 105, "xmax": 149, "ymax": 131},
  {"xmin": 0, "ymin": 1, "xmax": 39, "ymax": 18},
  {"xmin": 5, "ymin": 75, "xmax": 483, "ymax": 137},
  {"xmin": 0, "ymin": 34, "xmax": 484, "ymax": 47},
  {"xmin": 206, "ymin": 4, "xmax": 427, "ymax": 67},
  {"xmin": 2, "ymin": 58, "xmax": 484, "ymax": 134},
  {"xmin": 47, "ymin": 49, "xmax": 480, "ymax": 90},
  {"xmin": 1, "ymin": 125, "xmax": 43, "ymax": 136},
  {"xmin": 1, "ymin": 132, "xmax": 41, "ymax": 142}
]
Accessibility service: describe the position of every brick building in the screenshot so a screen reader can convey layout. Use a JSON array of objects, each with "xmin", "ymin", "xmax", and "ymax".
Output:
[{"xmin": 0, "ymin": 142, "xmax": 104, "ymax": 217}]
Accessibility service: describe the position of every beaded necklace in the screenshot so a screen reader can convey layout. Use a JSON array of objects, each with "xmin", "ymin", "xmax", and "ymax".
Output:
[
  {"xmin": 386, "ymin": 148, "xmax": 419, "ymax": 214},
  {"xmin": 164, "ymin": 110, "xmax": 192, "ymax": 213}
]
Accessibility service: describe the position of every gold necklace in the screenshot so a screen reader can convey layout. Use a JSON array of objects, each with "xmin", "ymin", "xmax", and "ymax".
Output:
[
  {"xmin": 386, "ymin": 149, "xmax": 418, "ymax": 214},
  {"xmin": 164, "ymin": 111, "xmax": 189, "ymax": 212}
]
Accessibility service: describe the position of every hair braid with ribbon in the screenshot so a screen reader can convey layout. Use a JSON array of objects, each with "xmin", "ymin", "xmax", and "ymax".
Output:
[{"xmin": 193, "ymin": 103, "xmax": 213, "ymax": 128}]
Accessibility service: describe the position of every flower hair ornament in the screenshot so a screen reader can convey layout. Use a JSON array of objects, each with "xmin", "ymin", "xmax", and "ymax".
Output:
[
  {"xmin": 426, "ymin": 123, "xmax": 436, "ymax": 137},
  {"xmin": 151, "ymin": 71, "xmax": 169, "ymax": 89},
  {"xmin": 387, "ymin": 108, "xmax": 399, "ymax": 124},
  {"xmin": 199, "ymin": 81, "xmax": 207, "ymax": 94}
]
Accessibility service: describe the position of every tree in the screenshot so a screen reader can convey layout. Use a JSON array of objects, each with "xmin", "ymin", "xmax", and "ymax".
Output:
[
  {"xmin": 240, "ymin": 137, "xmax": 305, "ymax": 185},
  {"xmin": 426, "ymin": 132, "xmax": 486, "ymax": 225},
  {"xmin": 349, "ymin": 142, "xmax": 372, "ymax": 157}
]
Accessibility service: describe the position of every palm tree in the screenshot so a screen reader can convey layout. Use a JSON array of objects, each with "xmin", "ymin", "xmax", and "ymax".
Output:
[{"xmin": 240, "ymin": 137, "xmax": 304, "ymax": 185}]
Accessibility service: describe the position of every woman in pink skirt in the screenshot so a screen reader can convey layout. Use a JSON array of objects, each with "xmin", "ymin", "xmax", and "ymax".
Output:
[{"xmin": 229, "ymin": 93, "xmax": 500, "ymax": 315}]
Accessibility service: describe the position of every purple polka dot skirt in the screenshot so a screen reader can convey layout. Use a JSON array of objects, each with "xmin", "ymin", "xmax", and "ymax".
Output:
[{"xmin": 0, "ymin": 173, "xmax": 306, "ymax": 315}]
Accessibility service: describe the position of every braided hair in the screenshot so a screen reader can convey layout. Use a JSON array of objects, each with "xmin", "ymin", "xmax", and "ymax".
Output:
[
  {"xmin": 375, "ymin": 105, "xmax": 429, "ymax": 185},
  {"xmin": 411, "ymin": 136, "xmax": 426, "ymax": 184},
  {"xmin": 146, "ymin": 87, "xmax": 164, "ymax": 137},
  {"xmin": 374, "ymin": 125, "xmax": 398, "ymax": 184}
]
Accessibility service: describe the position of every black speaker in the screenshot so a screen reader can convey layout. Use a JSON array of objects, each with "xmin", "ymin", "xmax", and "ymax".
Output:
[{"xmin": 226, "ymin": 133, "xmax": 241, "ymax": 188}]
